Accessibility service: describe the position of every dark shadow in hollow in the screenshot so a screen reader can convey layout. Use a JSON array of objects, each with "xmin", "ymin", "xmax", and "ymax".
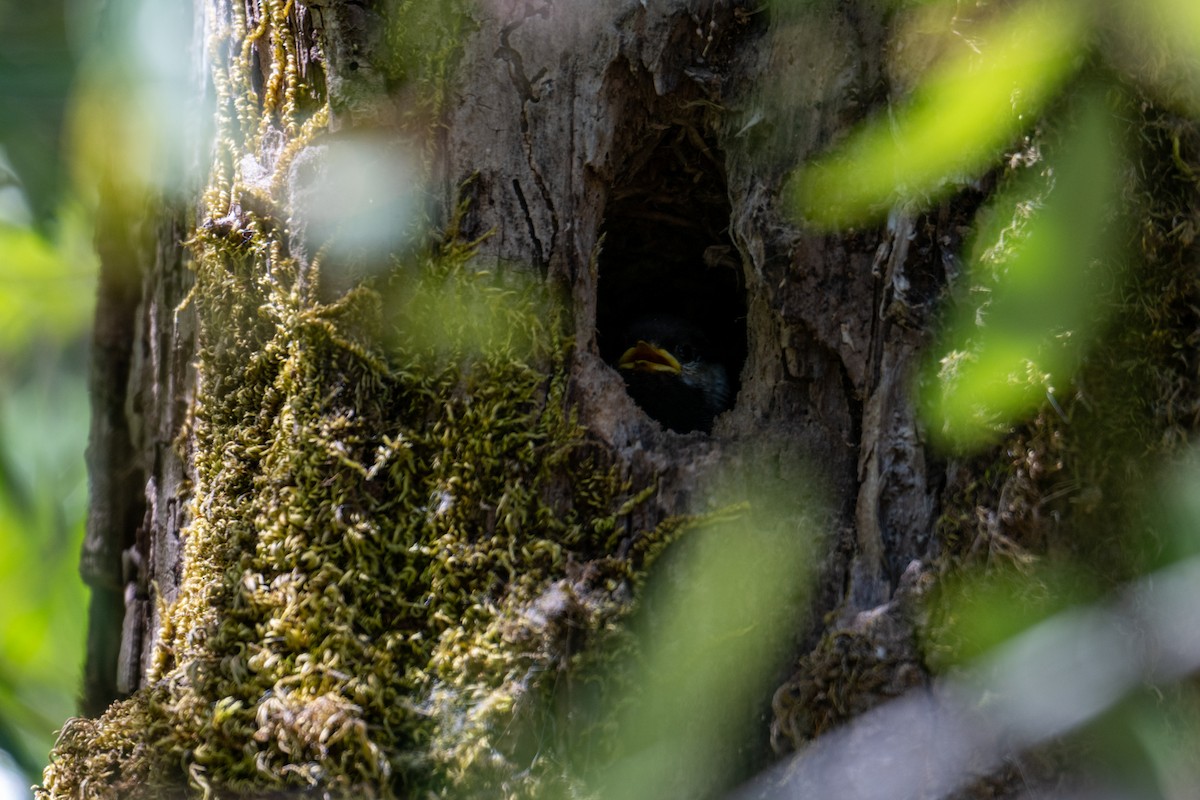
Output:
[{"xmin": 597, "ymin": 123, "xmax": 746, "ymax": 433}]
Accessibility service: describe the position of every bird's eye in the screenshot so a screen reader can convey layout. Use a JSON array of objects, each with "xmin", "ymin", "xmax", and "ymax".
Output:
[{"xmin": 674, "ymin": 343, "xmax": 695, "ymax": 362}]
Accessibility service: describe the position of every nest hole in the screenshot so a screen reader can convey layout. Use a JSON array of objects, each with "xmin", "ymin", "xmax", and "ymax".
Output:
[{"xmin": 597, "ymin": 124, "xmax": 747, "ymax": 433}]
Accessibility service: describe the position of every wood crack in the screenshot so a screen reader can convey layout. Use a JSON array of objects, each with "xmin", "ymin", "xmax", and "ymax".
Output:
[
  {"xmin": 512, "ymin": 178, "xmax": 545, "ymax": 267},
  {"xmin": 495, "ymin": 3, "xmax": 559, "ymax": 269}
]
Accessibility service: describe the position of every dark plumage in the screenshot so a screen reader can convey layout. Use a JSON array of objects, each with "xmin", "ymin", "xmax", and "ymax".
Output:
[{"xmin": 615, "ymin": 315, "xmax": 730, "ymax": 433}]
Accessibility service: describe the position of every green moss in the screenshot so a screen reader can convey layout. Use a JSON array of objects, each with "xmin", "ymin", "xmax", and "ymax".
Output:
[
  {"xmin": 39, "ymin": 4, "xmax": 683, "ymax": 798},
  {"xmin": 771, "ymin": 614, "xmax": 924, "ymax": 749}
]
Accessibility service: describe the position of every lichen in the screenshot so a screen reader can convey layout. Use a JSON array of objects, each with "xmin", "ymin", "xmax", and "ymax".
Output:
[{"xmin": 39, "ymin": 3, "xmax": 682, "ymax": 797}]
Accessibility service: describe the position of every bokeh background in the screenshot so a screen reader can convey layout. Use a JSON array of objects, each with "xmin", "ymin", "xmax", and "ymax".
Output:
[{"xmin": 0, "ymin": 1, "xmax": 95, "ymax": 797}]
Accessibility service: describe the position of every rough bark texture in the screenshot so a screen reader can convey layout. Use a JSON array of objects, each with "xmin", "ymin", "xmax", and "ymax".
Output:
[
  {"xmin": 81, "ymin": 196, "xmax": 195, "ymax": 715},
  {"xmin": 438, "ymin": 0, "xmax": 947, "ymax": 683},
  {"xmin": 442, "ymin": 0, "xmax": 869, "ymax": 576}
]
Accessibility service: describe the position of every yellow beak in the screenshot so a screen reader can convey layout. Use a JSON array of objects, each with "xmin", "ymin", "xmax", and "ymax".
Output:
[{"xmin": 618, "ymin": 340, "xmax": 682, "ymax": 375}]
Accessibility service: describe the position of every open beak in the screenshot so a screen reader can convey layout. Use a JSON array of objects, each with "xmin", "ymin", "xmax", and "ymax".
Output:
[{"xmin": 618, "ymin": 340, "xmax": 682, "ymax": 375}]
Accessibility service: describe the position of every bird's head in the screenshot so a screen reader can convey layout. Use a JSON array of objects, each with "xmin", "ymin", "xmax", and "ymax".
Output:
[
  {"xmin": 618, "ymin": 339, "xmax": 683, "ymax": 375},
  {"xmin": 614, "ymin": 315, "xmax": 730, "ymax": 433}
]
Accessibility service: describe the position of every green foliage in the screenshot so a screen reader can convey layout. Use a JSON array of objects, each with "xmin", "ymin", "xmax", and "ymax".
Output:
[
  {"xmin": 0, "ymin": 3, "xmax": 99, "ymax": 785},
  {"xmin": 789, "ymin": 0, "xmax": 1086, "ymax": 227},
  {"xmin": 0, "ymin": 214, "xmax": 96, "ymax": 351},
  {"xmin": 788, "ymin": 0, "xmax": 1200, "ymax": 788},
  {"xmin": 922, "ymin": 562, "xmax": 1095, "ymax": 669},
  {"xmin": 0, "ymin": 341, "xmax": 90, "ymax": 782},
  {"xmin": 0, "ymin": 4, "xmax": 199, "ymax": 782},
  {"xmin": 593, "ymin": 501, "xmax": 814, "ymax": 800},
  {"xmin": 927, "ymin": 88, "xmax": 1122, "ymax": 445},
  {"xmin": 787, "ymin": 0, "xmax": 1200, "ymax": 448},
  {"xmin": 0, "ymin": 233, "xmax": 93, "ymax": 795},
  {"xmin": 0, "ymin": 3, "xmax": 79, "ymax": 224}
]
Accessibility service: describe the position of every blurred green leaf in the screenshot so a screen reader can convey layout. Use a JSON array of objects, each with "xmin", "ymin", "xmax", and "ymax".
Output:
[
  {"xmin": 924, "ymin": 89, "xmax": 1121, "ymax": 447},
  {"xmin": 1149, "ymin": 0, "xmax": 1200, "ymax": 38},
  {"xmin": 0, "ymin": 343, "xmax": 90, "ymax": 783},
  {"xmin": 0, "ymin": 213, "xmax": 96, "ymax": 349},
  {"xmin": 924, "ymin": 562, "xmax": 1095, "ymax": 670},
  {"xmin": 0, "ymin": 0, "xmax": 97, "ymax": 785},
  {"xmin": 790, "ymin": 0, "xmax": 1087, "ymax": 227},
  {"xmin": 593, "ymin": 503, "xmax": 813, "ymax": 800}
]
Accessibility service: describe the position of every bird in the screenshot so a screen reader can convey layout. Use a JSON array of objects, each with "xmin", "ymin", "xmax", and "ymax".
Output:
[{"xmin": 614, "ymin": 314, "xmax": 731, "ymax": 433}]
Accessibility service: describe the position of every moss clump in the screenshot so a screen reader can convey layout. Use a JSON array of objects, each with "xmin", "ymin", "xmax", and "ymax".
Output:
[
  {"xmin": 40, "ymin": 3, "xmax": 680, "ymax": 798},
  {"xmin": 44, "ymin": 217, "xmax": 667, "ymax": 798}
]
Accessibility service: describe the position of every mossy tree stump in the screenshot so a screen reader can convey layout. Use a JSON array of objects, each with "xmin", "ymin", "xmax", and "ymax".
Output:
[{"xmin": 45, "ymin": 0, "xmax": 1200, "ymax": 798}]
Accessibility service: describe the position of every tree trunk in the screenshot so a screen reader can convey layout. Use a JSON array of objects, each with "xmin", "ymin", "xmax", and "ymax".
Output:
[{"xmin": 43, "ymin": 0, "xmax": 1196, "ymax": 798}]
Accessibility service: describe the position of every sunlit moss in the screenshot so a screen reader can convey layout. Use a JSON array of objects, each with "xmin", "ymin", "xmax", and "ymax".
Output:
[
  {"xmin": 772, "ymin": 619, "xmax": 925, "ymax": 748},
  {"xmin": 36, "ymin": 2, "xmax": 691, "ymax": 798}
]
